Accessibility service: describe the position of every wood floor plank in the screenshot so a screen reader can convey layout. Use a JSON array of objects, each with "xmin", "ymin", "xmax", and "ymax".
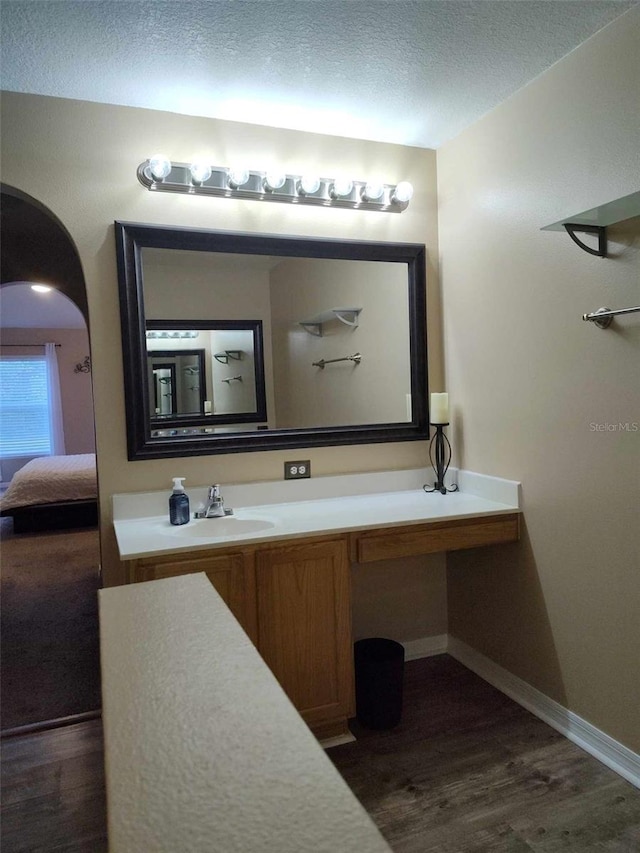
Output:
[
  {"xmin": 1, "ymin": 749, "xmax": 106, "ymax": 806},
  {"xmin": 1, "ymin": 719, "xmax": 104, "ymax": 767}
]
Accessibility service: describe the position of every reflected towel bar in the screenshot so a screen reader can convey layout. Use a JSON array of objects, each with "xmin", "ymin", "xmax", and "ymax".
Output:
[
  {"xmin": 582, "ymin": 306, "xmax": 640, "ymax": 329},
  {"xmin": 312, "ymin": 353, "xmax": 361, "ymax": 370}
]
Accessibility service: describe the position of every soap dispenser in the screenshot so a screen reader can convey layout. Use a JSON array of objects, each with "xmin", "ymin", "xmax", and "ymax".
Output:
[{"xmin": 169, "ymin": 477, "xmax": 190, "ymax": 525}]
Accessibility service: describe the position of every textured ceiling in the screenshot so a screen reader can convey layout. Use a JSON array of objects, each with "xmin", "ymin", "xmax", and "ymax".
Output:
[{"xmin": 1, "ymin": 0, "xmax": 637, "ymax": 148}]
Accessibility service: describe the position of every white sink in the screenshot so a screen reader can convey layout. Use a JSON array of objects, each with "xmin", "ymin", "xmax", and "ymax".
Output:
[{"xmin": 162, "ymin": 515, "xmax": 276, "ymax": 539}]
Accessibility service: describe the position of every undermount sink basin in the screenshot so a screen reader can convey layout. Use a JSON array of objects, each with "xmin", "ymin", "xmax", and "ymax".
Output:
[{"xmin": 163, "ymin": 515, "xmax": 276, "ymax": 538}]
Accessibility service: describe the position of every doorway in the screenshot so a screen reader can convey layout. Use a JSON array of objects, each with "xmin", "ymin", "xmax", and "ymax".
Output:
[{"xmin": 0, "ymin": 186, "xmax": 101, "ymax": 733}]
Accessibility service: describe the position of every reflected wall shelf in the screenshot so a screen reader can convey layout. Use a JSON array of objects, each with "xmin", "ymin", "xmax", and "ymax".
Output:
[
  {"xmin": 541, "ymin": 191, "xmax": 640, "ymax": 257},
  {"xmin": 299, "ymin": 308, "xmax": 362, "ymax": 337},
  {"xmin": 214, "ymin": 350, "xmax": 243, "ymax": 364}
]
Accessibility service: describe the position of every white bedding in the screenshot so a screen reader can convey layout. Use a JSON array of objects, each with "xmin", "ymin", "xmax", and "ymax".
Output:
[{"xmin": 0, "ymin": 454, "xmax": 97, "ymax": 511}]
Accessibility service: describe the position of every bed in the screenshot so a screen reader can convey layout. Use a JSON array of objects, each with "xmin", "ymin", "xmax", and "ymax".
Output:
[{"xmin": 0, "ymin": 453, "xmax": 98, "ymax": 533}]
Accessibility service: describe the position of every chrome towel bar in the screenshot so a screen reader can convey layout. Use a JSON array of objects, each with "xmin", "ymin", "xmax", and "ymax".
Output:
[
  {"xmin": 582, "ymin": 306, "xmax": 640, "ymax": 329},
  {"xmin": 312, "ymin": 352, "xmax": 361, "ymax": 369}
]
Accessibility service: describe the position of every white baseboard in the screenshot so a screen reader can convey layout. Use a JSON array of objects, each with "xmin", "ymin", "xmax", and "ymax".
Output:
[
  {"xmin": 446, "ymin": 636, "xmax": 640, "ymax": 789},
  {"xmin": 400, "ymin": 633, "xmax": 639, "ymax": 789},
  {"xmin": 402, "ymin": 634, "xmax": 449, "ymax": 661},
  {"xmin": 321, "ymin": 731, "xmax": 356, "ymax": 749}
]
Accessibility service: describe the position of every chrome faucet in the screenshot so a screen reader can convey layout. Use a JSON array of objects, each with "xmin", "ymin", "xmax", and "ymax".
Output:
[{"xmin": 195, "ymin": 484, "xmax": 230, "ymax": 518}]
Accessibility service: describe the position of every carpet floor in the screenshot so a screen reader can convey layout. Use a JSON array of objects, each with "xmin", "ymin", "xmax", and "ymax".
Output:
[{"xmin": 0, "ymin": 518, "xmax": 102, "ymax": 731}]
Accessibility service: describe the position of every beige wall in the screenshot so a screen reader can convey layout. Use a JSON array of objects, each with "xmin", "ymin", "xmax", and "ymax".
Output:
[
  {"xmin": 438, "ymin": 8, "xmax": 640, "ymax": 750},
  {"xmin": 0, "ymin": 327, "xmax": 95, "ymax": 466},
  {"xmin": 0, "ymin": 92, "xmax": 445, "ymax": 643}
]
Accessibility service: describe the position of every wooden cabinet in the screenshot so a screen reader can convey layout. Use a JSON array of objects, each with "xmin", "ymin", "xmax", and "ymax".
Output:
[
  {"xmin": 125, "ymin": 513, "xmax": 519, "ymax": 740},
  {"xmin": 127, "ymin": 536, "xmax": 354, "ymax": 739},
  {"xmin": 255, "ymin": 538, "xmax": 354, "ymax": 739}
]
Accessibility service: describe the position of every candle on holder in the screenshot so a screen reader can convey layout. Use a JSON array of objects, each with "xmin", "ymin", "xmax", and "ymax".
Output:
[
  {"xmin": 424, "ymin": 391, "xmax": 458, "ymax": 495},
  {"xmin": 430, "ymin": 392, "xmax": 449, "ymax": 424},
  {"xmin": 203, "ymin": 400, "xmax": 212, "ymax": 415}
]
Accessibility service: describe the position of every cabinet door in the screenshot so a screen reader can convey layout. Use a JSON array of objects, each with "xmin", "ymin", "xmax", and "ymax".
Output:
[
  {"xmin": 256, "ymin": 538, "xmax": 354, "ymax": 737},
  {"xmin": 131, "ymin": 551, "xmax": 257, "ymax": 644}
]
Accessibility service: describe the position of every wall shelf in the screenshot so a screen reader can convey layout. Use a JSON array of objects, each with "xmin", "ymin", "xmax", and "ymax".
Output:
[
  {"xmin": 541, "ymin": 191, "xmax": 640, "ymax": 257},
  {"xmin": 214, "ymin": 350, "xmax": 243, "ymax": 364},
  {"xmin": 299, "ymin": 308, "xmax": 362, "ymax": 337}
]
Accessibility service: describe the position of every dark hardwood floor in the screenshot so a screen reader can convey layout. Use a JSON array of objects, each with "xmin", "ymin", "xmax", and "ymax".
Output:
[
  {"xmin": 328, "ymin": 656, "xmax": 640, "ymax": 852},
  {"xmin": 1, "ymin": 655, "xmax": 638, "ymax": 852},
  {"xmin": 0, "ymin": 719, "xmax": 107, "ymax": 853}
]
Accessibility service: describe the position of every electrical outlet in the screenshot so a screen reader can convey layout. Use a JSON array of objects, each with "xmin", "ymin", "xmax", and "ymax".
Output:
[{"xmin": 284, "ymin": 460, "xmax": 311, "ymax": 480}]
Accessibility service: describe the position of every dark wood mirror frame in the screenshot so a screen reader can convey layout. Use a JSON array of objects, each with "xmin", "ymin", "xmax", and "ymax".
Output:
[{"xmin": 115, "ymin": 221, "xmax": 429, "ymax": 460}]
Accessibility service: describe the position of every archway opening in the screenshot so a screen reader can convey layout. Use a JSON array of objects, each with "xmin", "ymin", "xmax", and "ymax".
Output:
[{"xmin": 0, "ymin": 187, "xmax": 101, "ymax": 733}]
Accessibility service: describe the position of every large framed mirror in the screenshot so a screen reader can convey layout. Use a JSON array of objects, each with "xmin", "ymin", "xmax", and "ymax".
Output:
[{"xmin": 115, "ymin": 221, "xmax": 429, "ymax": 460}]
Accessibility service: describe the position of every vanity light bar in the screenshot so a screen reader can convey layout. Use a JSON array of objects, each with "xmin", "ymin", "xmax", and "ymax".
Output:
[
  {"xmin": 137, "ymin": 160, "xmax": 413, "ymax": 212},
  {"xmin": 146, "ymin": 330, "xmax": 199, "ymax": 339}
]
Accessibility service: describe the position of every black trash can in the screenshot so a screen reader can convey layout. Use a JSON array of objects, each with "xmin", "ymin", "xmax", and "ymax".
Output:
[{"xmin": 354, "ymin": 637, "xmax": 405, "ymax": 729}]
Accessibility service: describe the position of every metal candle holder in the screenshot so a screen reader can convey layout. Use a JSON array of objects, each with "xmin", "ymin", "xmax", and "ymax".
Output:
[{"xmin": 423, "ymin": 423, "xmax": 458, "ymax": 495}]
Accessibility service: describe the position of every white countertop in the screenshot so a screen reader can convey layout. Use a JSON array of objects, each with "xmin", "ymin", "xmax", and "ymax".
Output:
[
  {"xmin": 113, "ymin": 468, "xmax": 521, "ymax": 560},
  {"xmin": 99, "ymin": 573, "xmax": 393, "ymax": 853}
]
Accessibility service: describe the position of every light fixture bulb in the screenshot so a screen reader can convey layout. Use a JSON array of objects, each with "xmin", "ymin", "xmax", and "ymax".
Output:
[
  {"xmin": 330, "ymin": 178, "xmax": 354, "ymax": 198},
  {"xmin": 263, "ymin": 172, "xmax": 286, "ymax": 191},
  {"xmin": 298, "ymin": 175, "xmax": 321, "ymax": 195},
  {"xmin": 228, "ymin": 167, "xmax": 250, "ymax": 188},
  {"xmin": 392, "ymin": 181, "xmax": 414, "ymax": 204},
  {"xmin": 362, "ymin": 182, "xmax": 385, "ymax": 202},
  {"xmin": 149, "ymin": 154, "xmax": 172, "ymax": 180},
  {"xmin": 31, "ymin": 284, "xmax": 52, "ymax": 293},
  {"xmin": 190, "ymin": 161, "xmax": 212, "ymax": 184}
]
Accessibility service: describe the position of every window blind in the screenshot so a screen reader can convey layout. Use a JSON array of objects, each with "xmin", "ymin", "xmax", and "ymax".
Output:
[{"xmin": 0, "ymin": 356, "xmax": 52, "ymax": 456}]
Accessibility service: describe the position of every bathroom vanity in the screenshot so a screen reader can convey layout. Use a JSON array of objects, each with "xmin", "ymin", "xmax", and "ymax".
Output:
[{"xmin": 113, "ymin": 468, "xmax": 520, "ymax": 739}]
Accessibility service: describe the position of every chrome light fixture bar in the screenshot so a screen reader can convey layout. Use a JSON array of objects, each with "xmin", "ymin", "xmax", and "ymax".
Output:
[
  {"xmin": 137, "ymin": 159, "xmax": 413, "ymax": 212},
  {"xmin": 146, "ymin": 330, "xmax": 199, "ymax": 339}
]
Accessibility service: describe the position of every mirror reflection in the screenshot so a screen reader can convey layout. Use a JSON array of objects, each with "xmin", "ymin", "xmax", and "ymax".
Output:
[
  {"xmin": 145, "ymin": 319, "xmax": 267, "ymax": 429},
  {"xmin": 142, "ymin": 249, "xmax": 411, "ymax": 430},
  {"xmin": 147, "ymin": 348, "xmax": 205, "ymax": 417},
  {"xmin": 115, "ymin": 222, "xmax": 428, "ymax": 459}
]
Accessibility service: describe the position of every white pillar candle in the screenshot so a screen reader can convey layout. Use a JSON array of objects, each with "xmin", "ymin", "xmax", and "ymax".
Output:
[
  {"xmin": 203, "ymin": 400, "xmax": 212, "ymax": 414},
  {"xmin": 430, "ymin": 392, "xmax": 449, "ymax": 424}
]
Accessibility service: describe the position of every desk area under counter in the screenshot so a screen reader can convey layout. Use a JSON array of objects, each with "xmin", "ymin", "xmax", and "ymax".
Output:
[{"xmin": 112, "ymin": 467, "xmax": 521, "ymax": 740}]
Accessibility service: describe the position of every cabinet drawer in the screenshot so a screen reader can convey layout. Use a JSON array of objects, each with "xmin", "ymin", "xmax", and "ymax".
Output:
[{"xmin": 353, "ymin": 513, "xmax": 519, "ymax": 563}]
